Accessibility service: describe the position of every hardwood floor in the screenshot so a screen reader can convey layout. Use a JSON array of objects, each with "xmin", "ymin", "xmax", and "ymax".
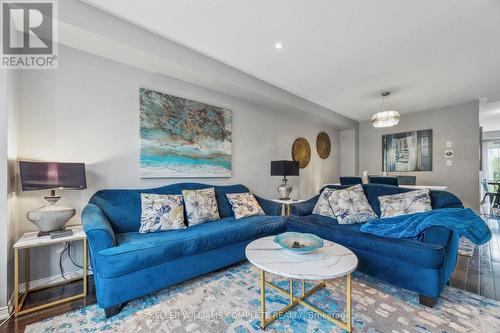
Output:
[
  {"xmin": 2, "ymin": 216, "xmax": 499, "ymax": 333},
  {"xmin": 450, "ymin": 215, "xmax": 500, "ymax": 300},
  {"xmin": 0, "ymin": 276, "xmax": 96, "ymax": 333}
]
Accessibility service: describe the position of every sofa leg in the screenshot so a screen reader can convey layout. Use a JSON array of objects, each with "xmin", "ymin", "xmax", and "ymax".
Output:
[
  {"xmin": 104, "ymin": 304, "xmax": 121, "ymax": 318},
  {"xmin": 419, "ymin": 295, "xmax": 437, "ymax": 307}
]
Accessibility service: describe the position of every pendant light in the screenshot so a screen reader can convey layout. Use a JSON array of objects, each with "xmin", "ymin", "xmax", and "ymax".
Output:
[{"xmin": 371, "ymin": 92, "xmax": 400, "ymax": 128}]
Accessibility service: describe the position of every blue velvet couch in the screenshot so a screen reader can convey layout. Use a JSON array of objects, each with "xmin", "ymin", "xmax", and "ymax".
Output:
[
  {"xmin": 288, "ymin": 183, "xmax": 464, "ymax": 306},
  {"xmin": 82, "ymin": 183, "xmax": 285, "ymax": 317}
]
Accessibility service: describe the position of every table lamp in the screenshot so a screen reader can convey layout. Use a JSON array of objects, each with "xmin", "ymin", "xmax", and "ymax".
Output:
[
  {"xmin": 19, "ymin": 161, "xmax": 87, "ymax": 237},
  {"xmin": 271, "ymin": 160, "xmax": 299, "ymax": 200}
]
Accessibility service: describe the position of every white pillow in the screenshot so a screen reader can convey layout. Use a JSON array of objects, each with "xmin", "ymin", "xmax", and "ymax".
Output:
[
  {"xmin": 182, "ymin": 188, "xmax": 220, "ymax": 226},
  {"xmin": 139, "ymin": 194, "xmax": 186, "ymax": 233},
  {"xmin": 327, "ymin": 184, "xmax": 377, "ymax": 224},
  {"xmin": 226, "ymin": 192, "xmax": 265, "ymax": 219},
  {"xmin": 379, "ymin": 189, "xmax": 432, "ymax": 218},
  {"xmin": 312, "ymin": 187, "xmax": 336, "ymax": 217}
]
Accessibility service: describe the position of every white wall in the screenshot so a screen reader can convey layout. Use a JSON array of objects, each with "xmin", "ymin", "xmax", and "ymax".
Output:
[
  {"xmin": 480, "ymin": 100, "xmax": 500, "ymax": 132},
  {"xmin": 340, "ymin": 129, "xmax": 356, "ymax": 176},
  {"xmin": 0, "ymin": 68, "xmax": 9, "ymax": 314},
  {"xmin": 0, "ymin": 69, "xmax": 18, "ymax": 315},
  {"xmin": 359, "ymin": 101, "xmax": 480, "ymax": 210},
  {"xmin": 15, "ymin": 45, "xmax": 342, "ymax": 281}
]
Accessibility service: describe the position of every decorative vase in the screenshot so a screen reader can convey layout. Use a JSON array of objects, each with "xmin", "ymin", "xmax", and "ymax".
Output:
[{"xmin": 278, "ymin": 178, "xmax": 292, "ymax": 200}]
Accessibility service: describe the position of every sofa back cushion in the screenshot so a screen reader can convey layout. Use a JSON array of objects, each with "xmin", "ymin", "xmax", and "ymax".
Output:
[
  {"xmin": 321, "ymin": 184, "xmax": 463, "ymax": 217},
  {"xmin": 89, "ymin": 183, "xmax": 249, "ymax": 233}
]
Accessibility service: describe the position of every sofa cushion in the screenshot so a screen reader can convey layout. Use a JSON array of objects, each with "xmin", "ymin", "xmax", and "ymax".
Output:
[
  {"xmin": 96, "ymin": 215, "xmax": 286, "ymax": 278},
  {"xmin": 139, "ymin": 194, "xmax": 186, "ymax": 233},
  {"xmin": 226, "ymin": 192, "xmax": 265, "ymax": 219},
  {"xmin": 89, "ymin": 183, "xmax": 250, "ymax": 233},
  {"xmin": 327, "ymin": 185, "xmax": 377, "ymax": 224},
  {"xmin": 321, "ymin": 184, "xmax": 464, "ymax": 217},
  {"xmin": 182, "ymin": 188, "xmax": 220, "ymax": 226},
  {"xmin": 378, "ymin": 189, "xmax": 432, "ymax": 218},
  {"xmin": 312, "ymin": 188, "xmax": 336, "ymax": 217},
  {"xmin": 286, "ymin": 215, "xmax": 445, "ymax": 269}
]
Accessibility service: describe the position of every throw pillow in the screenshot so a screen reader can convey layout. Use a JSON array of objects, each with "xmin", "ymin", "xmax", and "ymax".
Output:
[
  {"xmin": 182, "ymin": 188, "xmax": 220, "ymax": 226},
  {"xmin": 139, "ymin": 194, "xmax": 186, "ymax": 233},
  {"xmin": 327, "ymin": 184, "xmax": 377, "ymax": 224},
  {"xmin": 379, "ymin": 189, "xmax": 432, "ymax": 218},
  {"xmin": 226, "ymin": 192, "xmax": 265, "ymax": 219},
  {"xmin": 312, "ymin": 187, "xmax": 336, "ymax": 217}
]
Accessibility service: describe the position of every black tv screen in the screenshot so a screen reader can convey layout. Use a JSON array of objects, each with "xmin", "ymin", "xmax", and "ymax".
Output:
[{"xmin": 19, "ymin": 161, "xmax": 87, "ymax": 191}]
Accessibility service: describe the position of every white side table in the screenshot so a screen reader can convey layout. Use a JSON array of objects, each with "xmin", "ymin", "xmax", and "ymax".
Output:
[
  {"xmin": 246, "ymin": 236, "xmax": 358, "ymax": 331},
  {"xmin": 271, "ymin": 198, "xmax": 305, "ymax": 216},
  {"xmin": 13, "ymin": 226, "xmax": 88, "ymax": 317}
]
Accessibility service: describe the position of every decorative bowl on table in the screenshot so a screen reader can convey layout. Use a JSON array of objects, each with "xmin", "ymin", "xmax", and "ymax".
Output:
[{"xmin": 273, "ymin": 232, "xmax": 324, "ymax": 254}]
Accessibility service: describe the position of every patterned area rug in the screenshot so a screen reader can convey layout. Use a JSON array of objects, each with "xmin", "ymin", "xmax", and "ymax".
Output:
[{"xmin": 26, "ymin": 262, "xmax": 499, "ymax": 333}]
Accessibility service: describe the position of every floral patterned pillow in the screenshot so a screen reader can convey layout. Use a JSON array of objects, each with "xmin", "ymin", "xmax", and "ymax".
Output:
[
  {"xmin": 312, "ymin": 187, "xmax": 336, "ymax": 217},
  {"xmin": 379, "ymin": 189, "xmax": 432, "ymax": 218},
  {"xmin": 139, "ymin": 194, "xmax": 186, "ymax": 233},
  {"xmin": 226, "ymin": 192, "xmax": 265, "ymax": 219},
  {"xmin": 327, "ymin": 184, "xmax": 377, "ymax": 224},
  {"xmin": 182, "ymin": 188, "xmax": 220, "ymax": 226}
]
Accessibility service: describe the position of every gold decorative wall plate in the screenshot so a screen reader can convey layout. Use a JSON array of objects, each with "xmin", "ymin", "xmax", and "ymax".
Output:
[
  {"xmin": 316, "ymin": 132, "xmax": 331, "ymax": 159},
  {"xmin": 292, "ymin": 138, "xmax": 311, "ymax": 169}
]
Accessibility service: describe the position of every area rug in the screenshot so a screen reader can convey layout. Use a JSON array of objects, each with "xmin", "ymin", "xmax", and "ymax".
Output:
[{"xmin": 26, "ymin": 262, "xmax": 500, "ymax": 333}]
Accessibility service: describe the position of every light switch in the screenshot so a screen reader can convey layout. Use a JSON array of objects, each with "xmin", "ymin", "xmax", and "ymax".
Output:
[
  {"xmin": 446, "ymin": 160, "xmax": 452, "ymax": 166},
  {"xmin": 446, "ymin": 141, "xmax": 452, "ymax": 148}
]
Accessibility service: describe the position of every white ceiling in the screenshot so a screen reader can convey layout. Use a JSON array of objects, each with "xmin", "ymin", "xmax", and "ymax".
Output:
[{"xmin": 83, "ymin": 0, "xmax": 500, "ymax": 121}]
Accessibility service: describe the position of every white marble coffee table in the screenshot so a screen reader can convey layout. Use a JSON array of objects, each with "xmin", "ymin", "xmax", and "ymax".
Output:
[{"xmin": 245, "ymin": 235, "xmax": 358, "ymax": 332}]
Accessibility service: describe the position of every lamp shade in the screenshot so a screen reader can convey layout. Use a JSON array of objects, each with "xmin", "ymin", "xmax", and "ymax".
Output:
[
  {"xmin": 270, "ymin": 160, "xmax": 299, "ymax": 176},
  {"xmin": 371, "ymin": 111, "xmax": 400, "ymax": 128},
  {"xmin": 19, "ymin": 161, "xmax": 87, "ymax": 191}
]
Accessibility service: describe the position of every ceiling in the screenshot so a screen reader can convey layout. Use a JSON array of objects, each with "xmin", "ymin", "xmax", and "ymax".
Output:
[{"xmin": 83, "ymin": 0, "xmax": 500, "ymax": 121}]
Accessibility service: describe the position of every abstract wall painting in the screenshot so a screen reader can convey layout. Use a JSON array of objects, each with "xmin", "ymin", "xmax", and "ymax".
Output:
[
  {"xmin": 140, "ymin": 88, "xmax": 232, "ymax": 178},
  {"xmin": 382, "ymin": 129, "xmax": 432, "ymax": 172}
]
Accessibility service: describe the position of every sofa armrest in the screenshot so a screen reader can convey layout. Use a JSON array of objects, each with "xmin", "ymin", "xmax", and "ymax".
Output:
[
  {"xmin": 254, "ymin": 195, "xmax": 282, "ymax": 216},
  {"xmin": 421, "ymin": 225, "xmax": 454, "ymax": 247},
  {"xmin": 430, "ymin": 191, "xmax": 464, "ymax": 209},
  {"xmin": 82, "ymin": 204, "xmax": 116, "ymax": 253},
  {"xmin": 290, "ymin": 195, "xmax": 320, "ymax": 216}
]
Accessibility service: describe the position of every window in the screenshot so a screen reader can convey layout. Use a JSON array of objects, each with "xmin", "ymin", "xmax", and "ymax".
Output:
[{"xmin": 484, "ymin": 141, "xmax": 500, "ymax": 181}]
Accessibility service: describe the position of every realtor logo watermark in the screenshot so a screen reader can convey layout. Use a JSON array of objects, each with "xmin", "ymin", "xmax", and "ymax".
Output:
[{"xmin": 1, "ymin": 0, "xmax": 58, "ymax": 69}]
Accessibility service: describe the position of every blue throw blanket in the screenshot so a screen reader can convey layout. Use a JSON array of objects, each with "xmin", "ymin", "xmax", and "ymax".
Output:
[{"xmin": 360, "ymin": 208, "xmax": 491, "ymax": 245}]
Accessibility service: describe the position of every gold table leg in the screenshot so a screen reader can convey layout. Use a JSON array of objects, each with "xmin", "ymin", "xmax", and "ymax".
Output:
[
  {"xmin": 346, "ymin": 273, "xmax": 352, "ymax": 332},
  {"xmin": 14, "ymin": 248, "xmax": 19, "ymax": 317},
  {"xmin": 259, "ymin": 271, "xmax": 353, "ymax": 332},
  {"xmin": 83, "ymin": 239, "xmax": 88, "ymax": 296},
  {"xmin": 13, "ymin": 238, "xmax": 89, "ymax": 317},
  {"xmin": 260, "ymin": 269, "xmax": 266, "ymax": 327}
]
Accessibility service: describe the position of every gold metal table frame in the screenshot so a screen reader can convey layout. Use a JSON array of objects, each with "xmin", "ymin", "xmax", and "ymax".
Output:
[
  {"xmin": 14, "ymin": 238, "xmax": 88, "ymax": 317},
  {"xmin": 259, "ymin": 270, "xmax": 352, "ymax": 332}
]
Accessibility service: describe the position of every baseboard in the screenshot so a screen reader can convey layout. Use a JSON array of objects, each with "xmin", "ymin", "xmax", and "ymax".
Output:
[
  {"xmin": 0, "ymin": 306, "xmax": 9, "ymax": 320},
  {"xmin": 18, "ymin": 269, "xmax": 93, "ymax": 293}
]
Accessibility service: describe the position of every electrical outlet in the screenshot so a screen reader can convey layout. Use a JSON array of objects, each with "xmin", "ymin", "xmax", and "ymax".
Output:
[
  {"xmin": 56, "ymin": 245, "xmax": 65, "ymax": 254},
  {"xmin": 446, "ymin": 160, "xmax": 452, "ymax": 166},
  {"xmin": 446, "ymin": 141, "xmax": 452, "ymax": 148}
]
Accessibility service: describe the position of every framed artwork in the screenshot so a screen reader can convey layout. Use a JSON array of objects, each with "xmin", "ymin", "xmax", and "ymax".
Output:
[
  {"xmin": 140, "ymin": 88, "xmax": 232, "ymax": 178},
  {"xmin": 382, "ymin": 129, "xmax": 432, "ymax": 172}
]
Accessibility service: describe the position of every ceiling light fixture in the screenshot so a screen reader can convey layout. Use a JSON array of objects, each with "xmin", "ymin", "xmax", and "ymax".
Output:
[
  {"xmin": 372, "ymin": 92, "xmax": 400, "ymax": 128},
  {"xmin": 274, "ymin": 42, "xmax": 283, "ymax": 49}
]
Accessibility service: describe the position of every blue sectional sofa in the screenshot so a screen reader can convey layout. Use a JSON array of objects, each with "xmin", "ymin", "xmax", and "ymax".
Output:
[
  {"xmin": 82, "ymin": 183, "xmax": 285, "ymax": 317},
  {"xmin": 288, "ymin": 183, "xmax": 464, "ymax": 306}
]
